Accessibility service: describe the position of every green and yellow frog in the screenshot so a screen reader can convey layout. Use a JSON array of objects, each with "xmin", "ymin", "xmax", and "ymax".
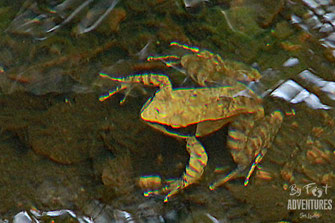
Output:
[{"xmin": 99, "ymin": 44, "xmax": 283, "ymax": 202}]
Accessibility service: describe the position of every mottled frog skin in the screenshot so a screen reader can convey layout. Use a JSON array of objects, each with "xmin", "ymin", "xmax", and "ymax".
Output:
[{"xmin": 99, "ymin": 45, "xmax": 283, "ymax": 202}]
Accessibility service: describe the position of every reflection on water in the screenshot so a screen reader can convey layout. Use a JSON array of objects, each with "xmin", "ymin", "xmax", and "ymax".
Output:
[
  {"xmin": 6, "ymin": 200, "xmax": 220, "ymax": 222},
  {"xmin": 6, "ymin": 0, "xmax": 120, "ymax": 39},
  {"xmin": 12, "ymin": 209, "xmax": 93, "ymax": 223},
  {"xmin": 299, "ymin": 69, "xmax": 335, "ymax": 100},
  {"xmin": 271, "ymin": 79, "xmax": 332, "ymax": 110},
  {"xmin": 0, "ymin": 0, "xmax": 335, "ymax": 222}
]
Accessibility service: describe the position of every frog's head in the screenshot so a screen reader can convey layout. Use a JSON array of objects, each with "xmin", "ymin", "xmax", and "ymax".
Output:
[{"xmin": 140, "ymin": 91, "xmax": 172, "ymax": 126}]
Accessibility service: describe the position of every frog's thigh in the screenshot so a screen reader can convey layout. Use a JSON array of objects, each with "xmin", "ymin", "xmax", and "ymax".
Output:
[
  {"xmin": 240, "ymin": 111, "xmax": 283, "ymax": 162},
  {"xmin": 251, "ymin": 110, "xmax": 283, "ymax": 148},
  {"xmin": 209, "ymin": 117, "xmax": 255, "ymax": 189},
  {"xmin": 182, "ymin": 136, "xmax": 208, "ymax": 186},
  {"xmin": 243, "ymin": 111, "xmax": 283, "ymax": 184},
  {"xmin": 227, "ymin": 116, "xmax": 255, "ymax": 166},
  {"xmin": 228, "ymin": 111, "xmax": 283, "ymax": 167}
]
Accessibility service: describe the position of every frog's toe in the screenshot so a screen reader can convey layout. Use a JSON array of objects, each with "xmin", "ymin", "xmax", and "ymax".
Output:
[
  {"xmin": 163, "ymin": 179, "xmax": 185, "ymax": 202},
  {"xmin": 99, "ymin": 84, "xmax": 128, "ymax": 102},
  {"xmin": 209, "ymin": 166, "xmax": 246, "ymax": 190},
  {"xmin": 210, "ymin": 149, "xmax": 267, "ymax": 190},
  {"xmin": 243, "ymin": 149, "xmax": 266, "ymax": 186}
]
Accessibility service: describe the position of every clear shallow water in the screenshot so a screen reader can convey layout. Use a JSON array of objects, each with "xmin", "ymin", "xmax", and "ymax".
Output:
[{"xmin": 0, "ymin": 0, "xmax": 335, "ymax": 222}]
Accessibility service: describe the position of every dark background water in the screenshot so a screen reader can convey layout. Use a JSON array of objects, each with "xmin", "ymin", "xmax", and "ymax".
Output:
[{"xmin": 0, "ymin": 0, "xmax": 335, "ymax": 222}]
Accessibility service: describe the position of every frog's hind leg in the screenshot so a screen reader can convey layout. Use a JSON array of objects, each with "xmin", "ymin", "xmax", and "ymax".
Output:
[
  {"xmin": 209, "ymin": 115, "xmax": 255, "ymax": 190},
  {"xmin": 164, "ymin": 136, "xmax": 208, "ymax": 202},
  {"xmin": 183, "ymin": 136, "xmax": 208, "ymax": 186},
  {"xmin": 209, "ymin": 147, "xmax": 267, "ymax": 190},
  {"xmin": 210, "ymin": 111, "xmax": 283, "ymax": 190}
]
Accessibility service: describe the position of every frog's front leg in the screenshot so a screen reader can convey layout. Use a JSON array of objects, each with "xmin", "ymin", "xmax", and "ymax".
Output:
[
  {"xmin": 99, "ymin": 73, "xmax": 173, "ymax": 102},
  {"xmin": 164, "ymin": 136, "xmax": 208, "ymax": 202},
  {"xmin": 210, "ymin": 110, "xmax": 283, "ymax": 190}
]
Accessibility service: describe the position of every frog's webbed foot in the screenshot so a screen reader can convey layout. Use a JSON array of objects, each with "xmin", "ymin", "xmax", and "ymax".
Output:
[
  {"xmin": 164, "ymin": 136, "xmax": 208, "ymax": 202},
  {"xmin": 209, "ymin": 148, "xmax": 267, "ymax": 190}
]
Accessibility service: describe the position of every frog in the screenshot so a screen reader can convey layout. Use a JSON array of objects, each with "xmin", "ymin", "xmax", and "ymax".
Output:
[
  {"xmin": 99, "ymin": 43, "xmax": 283, "ymax": 202},
  {"xmin": 99, "ymin": 70, "xmax": 283, "ymax": 202},
  {"xmin": 147, "ymin": 41, "xmax": 262, "ymax": 87}
]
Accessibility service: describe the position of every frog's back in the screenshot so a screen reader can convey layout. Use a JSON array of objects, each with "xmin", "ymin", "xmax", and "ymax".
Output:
[
  {"xmin": 173, "ymin": 87, "xmax": 262, "ymax": 124},
  {"xmin": 141, "ymin": 86, "xmax": 263, "ymax": 128}
]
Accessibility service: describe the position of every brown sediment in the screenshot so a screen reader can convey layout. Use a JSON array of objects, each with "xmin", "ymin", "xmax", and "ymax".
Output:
[
  {"xmin": 102, "ymin": 155, "xmax": 135, "ymax": 195},
  {"xmin": 7, "ymin": 40, "xmax": 117, "ymax": 83},
  {"xmin": 108, "ymin": 8, "xmax": 127, "ymax": 33}
]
